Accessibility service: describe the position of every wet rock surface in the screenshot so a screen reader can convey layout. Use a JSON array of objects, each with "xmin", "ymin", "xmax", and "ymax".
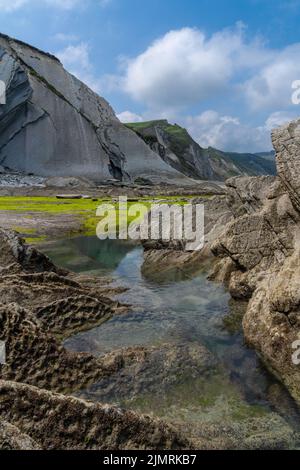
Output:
[
  {"xmin": 74, "ymin": 342, "xmax": 219, "ymax": 403},
  {"xmin": 211, "ymin": 118, "xmax": 300, "ymax": 403},
  {"xmin": 141, "ymin": 195, "xmax": 233, "ymax": 281},
  {"xmin": 0, "ymin": 229, "xmax": 189, "ymax": 449},
  {"xmin": 0, "ymin": 380, "xmax": 189, "ymax": 450}
]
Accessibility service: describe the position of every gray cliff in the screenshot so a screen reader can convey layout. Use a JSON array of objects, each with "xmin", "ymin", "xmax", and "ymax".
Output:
[{"xmin": 0, "ymin": 34, "xmax": 193, "ymax": 185}]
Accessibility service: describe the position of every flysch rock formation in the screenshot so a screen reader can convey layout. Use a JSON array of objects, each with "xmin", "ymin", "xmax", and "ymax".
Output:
[
  {"xmin": 210, "ymin": 117, "xmax": 300, "ymax": 403},
  {"xmin": 0, "ymin": 33, "xmax": 198, "ymax": 186},
  {"xmin": 0, "ymin": 228, "xmax": 192, "ymax": 449},
  {"xmin": 141, "ymin": 195, "xmax": 233, "ymax": 281},
  {"xmin": 138, "ymin": 116, "xmax": 300, "ymax": 408}
]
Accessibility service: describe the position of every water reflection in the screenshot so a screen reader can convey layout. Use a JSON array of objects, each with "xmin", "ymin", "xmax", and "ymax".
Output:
[{"xmin": 41, "ymin": 235, "xmax": 300, "ymax": 447}]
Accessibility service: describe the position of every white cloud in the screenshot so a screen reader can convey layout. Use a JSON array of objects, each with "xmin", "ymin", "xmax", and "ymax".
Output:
[
  {"xmin": 185, "ymin": 110, "xmax": 275, "ymax": 153},
  {"xmin": 108, "ymin": 26, "xmax": 300, "ymax": 151},
  {"xmin": 243, "ymin": 44, "xmax": 300, "ymax": 110},
  {"xmin": 265, "ymin": 110, "xmax": 299, "ymax": 130},
  {"xmin": 57, "ymin": 43, "xmax": 91, "ymax": 71},
  {"xmin": 117, "ymin": 26, "xmax": 271, "ymax": 111},
  {"xmin": 44, "ymin": 0, "xmax": 81, "ymax": 8},
  {"xmin": 57, "ymin": 43, "xmax": 102, "ymax": 93},
  {"xmin": 117, "ymin": 111, "xmax": 143, "ymax": 123},
  {"xmin": 0, "ymin": 0, "xmax": 27, "ymax": 11}
]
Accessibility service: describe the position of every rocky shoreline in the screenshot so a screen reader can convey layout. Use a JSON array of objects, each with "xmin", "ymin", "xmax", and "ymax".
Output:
[
  {"xmin": 2, "ymin": 118, "xmax": 300, "ymax": 450},
  {"xmin": 0, "ymin": 229, "xmax": 193, "ymax": 449},
  {"xmin": 143, "ymin": 118, "xmax": 300, "ymax": 408},
  {"xmin": 210, "ymin": 119, "xmax": 300, "ymax": 403}
]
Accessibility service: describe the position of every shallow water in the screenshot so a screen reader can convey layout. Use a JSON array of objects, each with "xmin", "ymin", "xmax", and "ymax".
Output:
[{"xmin": 42, "ymin": 236, "xmax": 300, "ymax": 447}]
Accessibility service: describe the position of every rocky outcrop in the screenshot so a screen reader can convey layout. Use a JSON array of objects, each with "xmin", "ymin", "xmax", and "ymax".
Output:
[
  {"xmin": 126, "ymin": 120, "xmax": 276, "ymax": 182},
  {"xmin": 0, "ymin": 34, "xmax": 195, "ymax": 185},
  {"xmin": 141, "ymin": 195, "xmax": 233, "ymax": 281},
  {"xmin": 0, "ymin": 230, "xmax": 138, "ymax": 393},
  {"xmin": 0, "ymin": 228, "xmax": 58, "ymax": 274},
  {"xmin": 211, "ymin": 117, "xmax": 300, "ymax": 403},
  {"xmin": 0, "ymin": 419, "xmax": 40, "ymax": 450},
  {"xmin": 0, "ymin": 380, "xmax": 189, "ymax": 450},
  {"xmin": 0, "ymin": 228, "xmax": 193, "ymax": 449}
]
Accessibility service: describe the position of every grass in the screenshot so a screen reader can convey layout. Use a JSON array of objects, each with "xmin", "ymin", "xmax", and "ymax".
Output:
[
  {"xmin": 125, "ymin": 120, "xmax": 168, "ymax": 130},
  {"xmin": 126, "ymin": 120, "xmax": 192, "ymax": 153}
]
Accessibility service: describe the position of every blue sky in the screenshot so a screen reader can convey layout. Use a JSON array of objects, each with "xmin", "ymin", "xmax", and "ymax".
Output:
[{"xmin": 1, "ymin": 0, "xmax": 300, "ymax": 152}]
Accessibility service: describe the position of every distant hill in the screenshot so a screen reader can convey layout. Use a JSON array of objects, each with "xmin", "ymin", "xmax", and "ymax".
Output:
[
  {"xmin": 255, "ymin": 151, "xmax": 276, "ymax": 162},
  {"xmin": 126, "ymin": 120, "xmax": 276, "ymax": 181}
]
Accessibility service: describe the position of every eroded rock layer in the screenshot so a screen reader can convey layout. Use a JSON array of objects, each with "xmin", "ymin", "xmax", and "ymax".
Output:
[
  {"xmin": 0, "ymin": 229, "xmax": 190, "ymax": 449},
  {"xmin": 0, "ymin": 34, "xmax": 193, "ymax": 185},
  {"xmin": 211, "ymin": 118, "xmax": 300, "ymax": 402}
]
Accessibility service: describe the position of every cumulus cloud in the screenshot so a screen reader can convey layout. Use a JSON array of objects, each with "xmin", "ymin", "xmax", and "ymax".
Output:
[
  {"xmin": 184, "ymin": 110, "xmax": 294, "ymax": 153},
  {"xmin": 117, "ymin": 111, "xmax": 143, "ymax": 123},
  {"xmin": 107, "ymin": 26, "xmax": 300, "ymax": 120},
  {"xmin": 117, "ymin": 26, "xmax": 271, "ymax": 111},
  {"xmin": 265, "ymin": 110, "xmax": 299, "ymax": 130},
  {"xmin": 57, "ymin": 43, "xmax": 102, "ymax": 93},
  {"xmin": 108, "ymin": 25, "xmax": 300, "ymax": 151},
  {"xmin": 243, "ymin": 44, "xmax": 300, "ymax": 110}
]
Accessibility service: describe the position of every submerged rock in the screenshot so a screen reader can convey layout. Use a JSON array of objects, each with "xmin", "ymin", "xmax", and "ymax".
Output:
[{"xmin": 74, "ymin": 342, "xmax": 219, "ymax": 404}]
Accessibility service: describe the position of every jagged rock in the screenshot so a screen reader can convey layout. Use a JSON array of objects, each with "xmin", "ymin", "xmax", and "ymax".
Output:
[
  {"xmin": 272, "ymin": 118, "xmax": 300, "ymax": 212},
  {"xmin": 0, "ymin": 228, "xmax": 58, "ymax": 274},
  {"xmin": 0, "ymin": 231, "xmax": 141, "ymax": 393},
  {"xmin": 225, "ymin": 175, "xmax": 278, "ymax": 217},
  {"xmin": 0, "ymin": 301, "xmax": 140, "ymax": 393},
  {"xmin": 0, "ymin": 418, "xmax": 40, "ymax": 450},
  {"xmin": 0, "ymin": 380, "xmax": 190, "ymax": 450},
  {"xmin": 141, "ymin": 195, "xmax": 233, "ymax": 280},
  {"xmin": 0, "ymin": 34, "xmax": 194, "ymax": 185},
  {"xmin": 211, "ymin": 117, "xmax": 300, "ymax": 402}
]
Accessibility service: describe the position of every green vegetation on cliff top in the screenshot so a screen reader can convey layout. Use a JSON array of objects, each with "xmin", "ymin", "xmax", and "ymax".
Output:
[
  {"xmin": 126, "ymin": 119, "xmax": 193, "ymax": 155},
  {"xmin": 126, "ymin": 119, "xmax": 276, "ymax": 177}
]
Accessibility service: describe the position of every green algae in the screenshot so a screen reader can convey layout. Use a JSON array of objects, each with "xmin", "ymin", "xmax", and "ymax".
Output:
[
  {"xmin": 0, "ymin": 195, "xmax": 202, "ymax": 243},
  {"xmin": 122, "ymin": 374, "xmax": 269, "ymax": 426}
]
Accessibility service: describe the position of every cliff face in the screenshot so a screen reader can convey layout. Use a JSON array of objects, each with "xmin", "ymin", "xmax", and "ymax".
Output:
[
  {"xmin": 211, "ymin": 117, "xmax": 300, "ymax": 402},
  {"xmin": 0, "ymin": 34, "xmax": 193, "ymax": 185},
  {"xmin": 126, "ymin": 120, "xmax": 276, "ymax": 181}
]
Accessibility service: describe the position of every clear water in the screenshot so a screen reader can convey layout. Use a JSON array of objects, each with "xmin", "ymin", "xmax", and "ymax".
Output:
[{"xmin": 42, "ymin": 236, "xmax": 300, "ymax": 448}]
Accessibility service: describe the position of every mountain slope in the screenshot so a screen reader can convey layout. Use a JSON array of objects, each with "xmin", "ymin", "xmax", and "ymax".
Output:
[
  {"xmin": 0, "ymin": 34, "xmax": 194, "ymax": 185},
  {"xmin": 126, "ymin": 120, "xmax": 276, "ymax": 181}
]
